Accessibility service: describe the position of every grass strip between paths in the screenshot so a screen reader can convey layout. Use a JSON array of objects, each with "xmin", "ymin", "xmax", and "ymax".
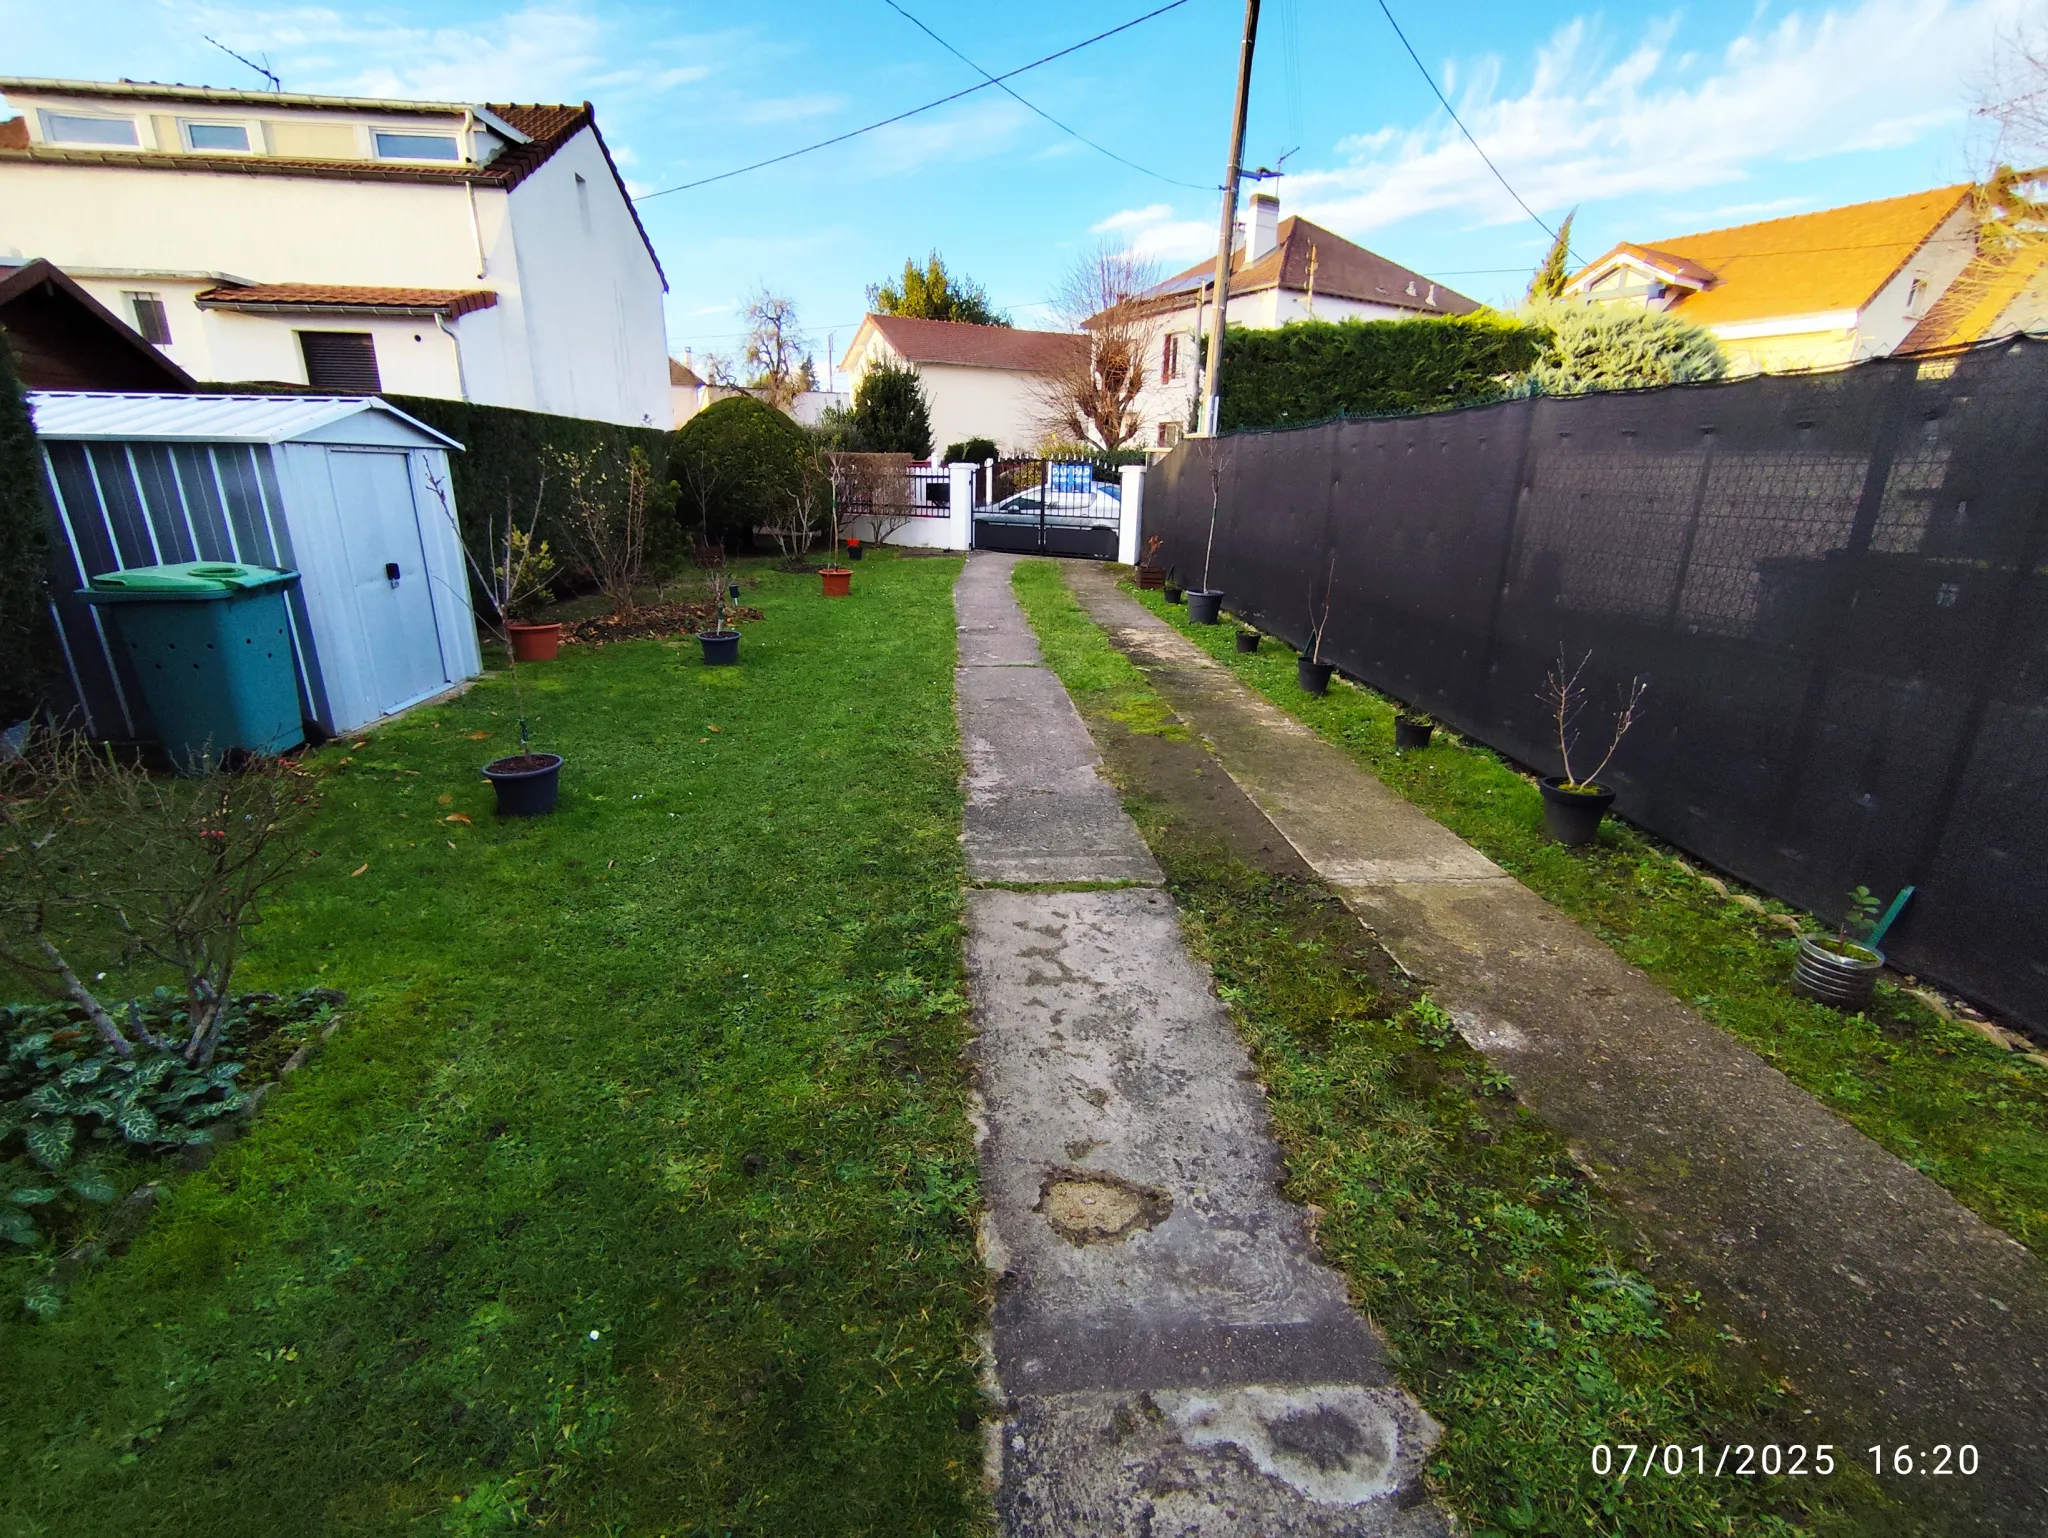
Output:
[
  {"xmin": 1012, "ymin": 558, "xmax": 1938, "ymax": 1538},
  {"xmin": 1115, "ymin": 578, "xmax": 2048, "ymax": 1262},
  {"xmin": 0, "ymin": 552, "xmax": 991, "ymax": 1536}
]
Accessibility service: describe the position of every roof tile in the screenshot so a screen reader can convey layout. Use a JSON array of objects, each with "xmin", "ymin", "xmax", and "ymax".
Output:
[{"xmin": 195, "ymin": 282, "xmax": 499, "ymax": 316}]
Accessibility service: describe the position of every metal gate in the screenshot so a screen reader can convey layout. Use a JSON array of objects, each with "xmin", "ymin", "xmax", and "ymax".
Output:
[{"xmin": 972, "ymin": 459, "xmax": 1120, "ymax": 558}]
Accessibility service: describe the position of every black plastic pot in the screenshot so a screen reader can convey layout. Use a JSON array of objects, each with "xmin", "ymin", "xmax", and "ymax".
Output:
[
  {"xmin": 1792, "ymin": 936, "xmax": 1883, "ymax": 1010},
  {"xmin": 1164, "ymin": 584, "xmax": 1185, "ymax": 604},
  {"xmin": 1538, "ymin": 776, "xmax": 1614, "ymax": 845},
  {"xmin": 483, "ymin": 753, "xmax": 563, "ymax": 818},
  {"xmin": 1235, "ymin": 630, "xmax": 1260, "ymax": 653},
  {"xmin": 1394, "ymin": 715, "xmax": 1434, "ymax": 750},
  {"xmin": 1297, "ymin": 658, "xmax": 1334, "ymax": 695},
  {"xmin": 846, "ymin": 542, "xmax": 864, "ymax": 561},
  {"xmin": 1186, "ymin": 589, "xmax": 1224, "ymax": 624},
  {"xmin": 698, "ymin": 629, "xmax": 739, "ymax": 666}
]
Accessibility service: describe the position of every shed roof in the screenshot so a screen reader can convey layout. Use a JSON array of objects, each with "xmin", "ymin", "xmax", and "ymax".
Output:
[{"xmin": 26, "ymin": 391, "xmax": 463, "ymax": 448}]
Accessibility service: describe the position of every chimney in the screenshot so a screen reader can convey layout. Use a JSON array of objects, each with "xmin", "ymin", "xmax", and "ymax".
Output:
[{"xmin": 1248, "ymin": 192, "xmax": 1280, "ymax": 261}]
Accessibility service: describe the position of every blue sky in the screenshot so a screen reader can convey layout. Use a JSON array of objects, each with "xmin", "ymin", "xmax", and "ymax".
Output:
[{"xmin": 6, "ymin": 0, "xmax": 2033, "ymax": 380}]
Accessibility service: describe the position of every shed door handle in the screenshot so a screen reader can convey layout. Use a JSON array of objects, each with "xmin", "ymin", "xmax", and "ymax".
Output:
[{"xmin": 385, "ymin": 562, "xmax": 401, "ymax": 586}]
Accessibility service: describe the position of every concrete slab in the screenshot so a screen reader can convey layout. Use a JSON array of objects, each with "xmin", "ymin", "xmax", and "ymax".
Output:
[
  {"xmin": 1065, "ymin": 563, "xmax": 2048, "ymax": 1533},
  {"xmin": 956, "ymin": 554, "xmax": 1447, "ymax": 1534},
  {"xmin": 957, "ymin": 554, "xmax": 1158, "ymax": 885}
]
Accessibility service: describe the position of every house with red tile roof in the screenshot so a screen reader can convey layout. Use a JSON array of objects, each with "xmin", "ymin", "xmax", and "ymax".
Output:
[
  {"xmin": 839, "ymin": 312, "xmax": 1089, "ymax": 457},
  {"xmin": 1564, "ymin": 186, "xmax": 2048, "ymax": 375},
  {"xmin": 1119, "ymin": 192, "xmax": 1480, "ymax": 448},
  {"xmin": 0, "ymin": 79, "xmax": 668, "ymax": 425}
]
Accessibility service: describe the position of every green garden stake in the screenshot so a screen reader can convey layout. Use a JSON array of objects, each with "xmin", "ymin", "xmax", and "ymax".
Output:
[{"xmin": 1867, "ymin": 885, "xmax": 1915, "ymax": 950}]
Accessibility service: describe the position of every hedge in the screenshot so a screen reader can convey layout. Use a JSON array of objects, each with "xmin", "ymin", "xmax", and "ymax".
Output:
[
  {"xmin": 668, "ymin": 394, "xmax": 812, "ymax": 546},
  {"xmin": 384, "ymin": 394, "xmax": 675, "ymax": 570},
  {"xmin": 1216, "ymin": 313, "xmax": 1543, "ymax": 431},
  {"xmin": 0, "ymin": 335, "xmax": 57, "ymax": 725}
]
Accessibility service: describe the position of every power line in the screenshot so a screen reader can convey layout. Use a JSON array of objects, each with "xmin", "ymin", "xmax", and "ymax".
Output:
[
  {"xmin": 636, "ymin": 0, "xmax": 1194, "ymax": 202},
  {"xmin": 1371, "ymin": 0, "xmax": 1579, "ymax": 264},
  {"xmin": 879, "ymin": 0, "xmax": 1215, "ymax": 191}
]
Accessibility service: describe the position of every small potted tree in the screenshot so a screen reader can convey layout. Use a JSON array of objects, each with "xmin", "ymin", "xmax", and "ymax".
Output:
[
  {"xmin": 1136, "ymin": 536, "xmax": 1166, "ymax": 590},
  {"xmin": 1298, "ymin": 555, "xmax": 1337, "ymax": 695},
  {"xmin": 1792, "ymin": 886, "xmax": 1886, "ymax": 1009},
  {"xmin": 1235, "ymin": 625, "xmax": 1260, "ymax": 653},
  {"xmin": 697, "ymin": 560, "xmax": 742, "ymax": 666},
  {"xmin": 1537, "ymin": 648, "xmax": 1647, "ymax": 845},
  {"xmin": 1393, "ymin": 708, "xmax": 1435, "ymax": 750},
  {"xmin": 1185, "ymin": 457, "xmax": 1226, "ymax": 624},
  {"xmin": 430, "ymin": 474, "xmax": 563, "ymax": 816}
]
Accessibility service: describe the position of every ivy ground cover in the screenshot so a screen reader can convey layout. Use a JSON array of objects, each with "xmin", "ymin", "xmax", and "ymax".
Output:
[{"xmin": 0, "ymin": 552, "xmax": 989, "ymax": 1535}]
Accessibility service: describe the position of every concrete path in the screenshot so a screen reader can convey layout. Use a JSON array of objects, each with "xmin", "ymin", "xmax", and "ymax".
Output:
[
  {"xmin": 955, "ymin": 553, "xmax": 1448, "ymax": 1536},
  {"xmin": 1065, "ymin": 563, "xmax": 2048, "ymax": 1533}
]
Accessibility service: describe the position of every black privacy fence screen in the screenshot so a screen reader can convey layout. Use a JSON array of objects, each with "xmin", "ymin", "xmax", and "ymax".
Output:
[{"xmin": 1144, "ymin": 337, "xmax": 2048, "ymax": 1034}]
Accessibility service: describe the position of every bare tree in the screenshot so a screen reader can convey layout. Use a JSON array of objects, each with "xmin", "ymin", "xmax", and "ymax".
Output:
[
  {"xmin": 1970, "ymin": 30, "xmax": 2048, "ymax": 250},
  {"xmin": 1542, "ymin": 648, "xmax": 1648, "ymax": 790},
  {"xmin": 675, "ymin": 445, "xmax": 729, "ymax": 554},
  {"xmin": 767, "ymin": 446, "xmax": 829, "ymax": 559},
  {"xmin": 828, "ymin": 452, "xmax": 916, "ymax": 548},
  {"xmin": 0, "ymin": 732, "xmax": 315, "ymax": 1067},
  {"xmin": 1033, "ymin": 244, "xmax": 1161, "ymax": 452},
  {"xmin": 743, "ymin": 290, "xmax": 808, "ymax": 412},
  {"xmin": 554, "ymin": 446, "xmax": 655, "ymax": 615}
]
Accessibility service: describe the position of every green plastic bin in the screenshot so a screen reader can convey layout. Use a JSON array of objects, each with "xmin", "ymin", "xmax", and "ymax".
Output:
[{"xmin": 79, "ymin": 562, "xmax": 305, "ymax": 768}]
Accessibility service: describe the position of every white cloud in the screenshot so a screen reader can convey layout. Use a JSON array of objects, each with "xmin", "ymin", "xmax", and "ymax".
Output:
[
  {"xmin": 1090, "ymin": 204, "xmax": 1214, "ymax": 262},
  {"xmin": 1289, "ymin": 0, "xmax": 2031, "ymax": 243},
  {"xmin": 1092, "ymin": 203, "xmax": 1176, "ymax": 232},
  {"xmin": 732, "ymin": 93, "xmax": 847, "ymax": 126}
]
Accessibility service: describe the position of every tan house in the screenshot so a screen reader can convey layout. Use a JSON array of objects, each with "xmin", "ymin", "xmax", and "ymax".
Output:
[
  {"xmin": 1564, "ymin": 185, "xmax": 2048, "ymax": 375},
  {"xmin": 839, "ymin": 313, "xmax": 1086, "ymax": 457},
  {"xmin": 1123, "ymin": 192, "xmax": 1480, "ymax": 447}
]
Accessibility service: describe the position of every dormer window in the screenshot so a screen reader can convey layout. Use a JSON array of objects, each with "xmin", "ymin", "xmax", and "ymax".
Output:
[
  {"xmin": 373, "ymin": 130, "xmax": 461, "ymax": 161},
  {"xmin": 1906, "ymin": 277, "xmax": 1928, "ymax": 315},
  {"xmin": 184, "ymin": 121, "xmax": 251, "ymax": 152},
  {"xmin": 40, "ymin": 110, "xmax": 137, "ymax": 146}
]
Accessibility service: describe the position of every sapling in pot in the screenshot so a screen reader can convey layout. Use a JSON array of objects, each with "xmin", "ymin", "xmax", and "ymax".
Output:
[
  {"xmin": 1537, "ymin": 647, "xmax": 1647, "ymax": 845},
  {"xmin": 428, "ymin": 473, "xmax": 564, "ymax": 816},
  {"xmin": 697, "ymin": 557, "xmax": 743, "ymax": 666},
  {"xmin": 1393, "ymin": 708, "xmax": 1436, "ymax": 750},
  {"xmin": 1792, "ymin": 885, "xmax": 1886, "ymax": 1009},
  {"xmin": 1185, "ymin": 456, "xmax": 1226, "ymax": 624},
  {"xmin": 1298, "ymin": 553, "xmax": 1337, "ymax": 695},
  {"xmin": 1136, "ymin": 535, "xmax": 1166, "ymax": 589}
]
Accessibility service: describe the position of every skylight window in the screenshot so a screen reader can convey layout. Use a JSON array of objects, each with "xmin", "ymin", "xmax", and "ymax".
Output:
[
  {"xmin": 373, "ymin": 131, "xmax": 461, "ymax": 162},
  {"xmin": 184, "ymin": 122, "xmax": 251, "ymax": 152},
  {"xmin": 41, "ymin": 111, "xmax": 138, "ymax": 146}
]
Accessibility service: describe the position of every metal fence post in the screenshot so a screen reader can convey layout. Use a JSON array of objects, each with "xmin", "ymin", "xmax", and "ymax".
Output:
[
  {"xmin": 948, "ymin": 461, "xmax": 974, "ymax": 551},
  {"xmin": 1118, "ymin": 464, "xmax": 1146, "ymax": 565}
]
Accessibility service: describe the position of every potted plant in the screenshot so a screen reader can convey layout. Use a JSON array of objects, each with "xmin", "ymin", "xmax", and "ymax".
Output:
[
  {"xmin": 1298, "ymin": 554, "xmax": 1337, "ymax": 695},
  {"xmin": 1537, "ymin": 648, "xmax": 1647, "ymax": 846},
  {"xmin": 1135, "ymin": 536, "xmax": 1166, "ymax": 590},
  {"xmin": 845, "ymin": 536, "xmax": 863, "ymax": 562},
  {"xmin": 697, "ymin": 560, "xmax": 742, "ymax": 666},
  {"xmin": 1792, "ymin": 886, "xmax": 1886, "ymax": 1009},
  {"xmin": 1235, "ymin": 627, "xmax": 1260, "ymax": 653},
  {"xmin": 1185, "ymin": 456, "xmax": 1226, "ymax": 624},
  {"xmin": 813, "ymin": 457, "xmax": 852, "ymax": 597},
  {"xmin": 428, "ymin": 474, "xmax": 564, "ymax": 816},
  {"xmin": 1393, "ymin": 709, "xmax": 1435, "ymax": 750},
  {"xmin": 1164, "ymin": 568, "xmax": 1185, "ymax": 605}
]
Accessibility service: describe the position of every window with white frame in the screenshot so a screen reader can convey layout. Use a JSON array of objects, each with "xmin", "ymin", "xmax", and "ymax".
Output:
[
  {"xmin": 1157, "ymin": 421, "xmax": 1182, "ymax": 448},
  {"xmin": 40, "ymin": 110, "xmax": 138, "ymax": 146},
  {"xmin": 1162, "ymin": 332, "xmax": 1181, "ymax": 381},
  {"xmin": 1906, "ymin": 277, "xmax": 1929, "ymax": 316},
  {"xmin": 372, "ymin": 130, "xmax": 461, "ymax": 161},
  {"xmin": 124, "ymin": 292, "xmax": 172, "ymax": 345},
  {"xmin": 183, "ymin": 121, "xmax": 252, "ymax": 152}
]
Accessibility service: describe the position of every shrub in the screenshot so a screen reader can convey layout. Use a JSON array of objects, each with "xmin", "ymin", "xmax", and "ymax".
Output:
[
  {"xmin": 0, "ymin": 337, "xmax": 57, "ymax": 726},
  {"xmin": 942, "ymin": 437, "xmax": 999, "ymax": 465},
  {"xmin": 851, "ymin": 363, "xmax": 933, "ymax": 459},
  {"xmin": 1216, "ymin": 313, "xmax": 1543, "ymax": 431},
  {"xmin": 669, "ymin": 394, "xmax": 812, "ymax": 546},
  {"xmin": 1519, "ymin": 300, "xmax": 1727, "ymax": 395}
]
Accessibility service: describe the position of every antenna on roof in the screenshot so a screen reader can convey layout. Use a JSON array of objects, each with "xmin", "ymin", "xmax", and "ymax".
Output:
[
  {"xmin": 204, "ymin": 36, "xmax": 282, "ymax": 93},
  {"xmin": 1243, "ymin": 147, "xmax": 1298, "ymax": 182}
]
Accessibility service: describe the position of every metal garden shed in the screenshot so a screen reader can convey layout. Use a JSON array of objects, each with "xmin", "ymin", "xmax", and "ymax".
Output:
[{"xmin": 30, "ymin": 392, "xmax": 482, "ymax": 741}]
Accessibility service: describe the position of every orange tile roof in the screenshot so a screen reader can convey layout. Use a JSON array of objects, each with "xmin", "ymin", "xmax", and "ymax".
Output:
[
  {"xmin": 1145, "ymin": 217, "xmax": 1479, "ymax": 316},
  {"xmin": 195, "ymin": 283, "xmax": 499, "ymax": 316},
  {"xmin": 1580, "ymin": 186, "xmax": 1974, "ymax": 326}
]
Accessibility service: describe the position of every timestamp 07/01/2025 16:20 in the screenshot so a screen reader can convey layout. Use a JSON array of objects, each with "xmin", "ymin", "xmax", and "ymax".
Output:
[{"xmin": 1589, "ymin": 1443, "xmax": 1982, "ymax": 1479}]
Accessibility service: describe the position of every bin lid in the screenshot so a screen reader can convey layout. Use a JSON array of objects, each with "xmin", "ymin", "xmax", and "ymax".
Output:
[{"xmin": 79, "ymin": 562, "xmax": 299, "ymax": 601}]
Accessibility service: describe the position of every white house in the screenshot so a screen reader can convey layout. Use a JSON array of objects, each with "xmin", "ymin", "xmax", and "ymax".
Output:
[
  {"xmin": 839, "ymin": 313, "xmax": 1087, "ymax": 457},
  {"xmin": 0, "ymin": 78, "xmax": 670, "ymax": 427},
  {"xmin": 1121, "ymin": 192, "xmax": 1480, "ymax": 447}
]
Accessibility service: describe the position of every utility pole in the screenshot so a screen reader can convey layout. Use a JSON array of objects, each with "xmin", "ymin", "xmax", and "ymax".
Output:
[{"xmin": 1197, "ymin": 0, "xmax": 1260, "ymax": 438}]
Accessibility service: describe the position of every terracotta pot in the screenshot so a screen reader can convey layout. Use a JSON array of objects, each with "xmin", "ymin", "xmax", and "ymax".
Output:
[
  {"xmin": 1136, "ymin": 565, "xmax": 1166, "ymax": 590},
  {"xmin": 507, "ymin": 622, "xmax": 561, "ymax": 662},
  {"xmin": 820, "ymin": 567, "xmax": 853, "ymax": 598}
]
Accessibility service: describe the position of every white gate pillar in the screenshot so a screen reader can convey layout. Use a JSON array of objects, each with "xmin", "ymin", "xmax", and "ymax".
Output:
[
  {"xmin": 948, "ymin": 461, "xmax": 975, "ymax": 550},
  {"xmin": 1117, "ymin": 464, "xmax": 1146, "ymax": 566}
]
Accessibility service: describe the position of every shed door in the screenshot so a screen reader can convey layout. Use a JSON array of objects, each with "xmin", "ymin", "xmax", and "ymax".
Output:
[{"xmin": 327, "ymin": 449, "xmax": 450, "ymax": 715}]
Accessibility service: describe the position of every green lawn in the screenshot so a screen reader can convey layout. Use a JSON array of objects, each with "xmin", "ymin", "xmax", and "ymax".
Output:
[
  {"xmin": 1113, "ymin": 577, "xmax": 2048, "ymax": 1260},
  {"xmin": 0, "ymin": 552, "xmax": 990, "ymax": 1536},
  {"xmin": 1012, "ymin": 559, "xmax": 1931, "ymax": 1537}
]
